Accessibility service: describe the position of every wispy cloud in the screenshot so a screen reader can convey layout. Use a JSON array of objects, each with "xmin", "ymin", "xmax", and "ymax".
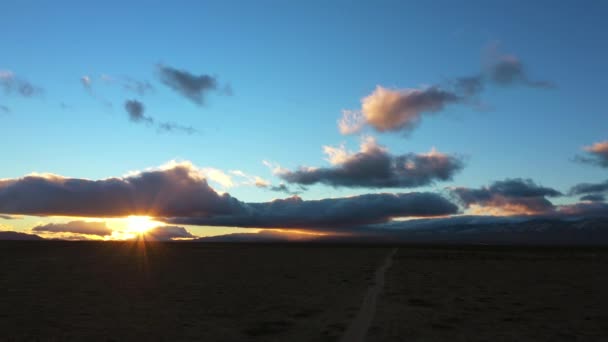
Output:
[
  {"xmin": 123, "ymin": 99, "xmax": 198, "ymax": 134},
  {"xmin": 1, "ymin": 70, "xmax": 43, "ymax": 97}
]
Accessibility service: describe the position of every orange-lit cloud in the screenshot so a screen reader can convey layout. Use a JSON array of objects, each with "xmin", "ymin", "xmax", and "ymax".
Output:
[
  {"xmin": 450, "ymin": 178, "xmax": 562, "ymax": 216},
  {"xmin": 576, "ymin": 141, "xmax": 608, "ymax": 168}
]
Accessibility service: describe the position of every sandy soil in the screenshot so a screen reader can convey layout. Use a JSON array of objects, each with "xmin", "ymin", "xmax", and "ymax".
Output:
[
  {"xmin": 0, "ymin": 241, "xmax": 389, "ymax": 341},
  {"xmin": 368, "ymin": 246, "xmax": 608, "ymax": 342}
]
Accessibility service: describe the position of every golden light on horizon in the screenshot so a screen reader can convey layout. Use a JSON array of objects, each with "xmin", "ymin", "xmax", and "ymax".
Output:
[{"xmin": 125, "ymin": 216, "xmax": 159, "ymax": 235}]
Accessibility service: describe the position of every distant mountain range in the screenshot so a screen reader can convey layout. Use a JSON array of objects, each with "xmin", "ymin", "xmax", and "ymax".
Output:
[
  {"xmin": 195, "ymin": 216, "xmax": 608, "ymax": 245},
  {"xmin": 2, "ymin": 216, "xmax": 607, "ymax": 245},
  {"xmin": 0, "ymin": 231, "xmax": 44, "ymax": 241}
]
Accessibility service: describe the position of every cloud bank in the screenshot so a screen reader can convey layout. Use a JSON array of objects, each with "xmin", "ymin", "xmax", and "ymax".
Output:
[
  {"xmin": 168, "ymin": 192, "xmax": 459, "ymax": 230},
  {"xmin": 277, "ymin": 137, "xmax": 464, "ymax": 188},
  {"xmin": 0, "ymin": 162, "xmax": 458, "ymax": 231}
]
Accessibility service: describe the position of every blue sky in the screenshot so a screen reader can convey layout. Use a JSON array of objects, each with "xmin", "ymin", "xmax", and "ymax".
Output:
[{"xmin": 1, "ymin": 1, "xmax": 607, "ymax": 239}]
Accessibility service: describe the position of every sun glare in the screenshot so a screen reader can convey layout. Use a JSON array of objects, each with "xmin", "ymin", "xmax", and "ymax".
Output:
[{"xmin": 126, "ymin": 216, "xmax": 159, "ymax": 234}]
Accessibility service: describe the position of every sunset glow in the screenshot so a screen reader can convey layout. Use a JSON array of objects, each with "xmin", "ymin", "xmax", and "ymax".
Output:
[{"xmin": 125, "ymin": 216, "xmax": 160, "ymax": 235}]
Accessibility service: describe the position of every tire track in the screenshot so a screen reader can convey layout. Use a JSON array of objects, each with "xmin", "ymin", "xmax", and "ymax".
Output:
[{"xmin": 340, "ymin": 247, "xmax": 398, "ymax": 342}]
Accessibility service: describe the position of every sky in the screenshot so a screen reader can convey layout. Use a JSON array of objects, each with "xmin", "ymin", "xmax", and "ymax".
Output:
[{"xmin": 1, "ymin": 1, "xmax": 608, "ymax": 240}]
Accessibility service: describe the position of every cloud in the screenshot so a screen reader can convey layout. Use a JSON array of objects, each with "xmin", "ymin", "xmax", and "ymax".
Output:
[
  {"xmin": 0, "ymin": 105, "xmax": 10, "ymax": 114},
  {"xmin": 0, "ymin": 70, "xmax": 43, "ymax": 97},
  {"xmin": 124, "ymin": 99, "xmax": 153, "ymax": 124},
  {"xmin": 143, "ymin": 225, "xmax": 196, "ymax": 241},
  {"xmin": 0, "ymin": 162, "xmax": 243, "ymax": 217},
  {"xmin": 575, "ymin": 141, "xmax": 608, "ymax": 168},
  {"xmin": 251, "ymin": 174, "xmax": 303, "ymax": 195},
  {"xmin": 483, "ymin": 44, "xmax": 555, "ymax": 89},
  {"xmin": 200, "ymin": 168, "xmax": 234, "ymax": 188},
  {"xmin": 158, "ymin": 64, "xmax": 228, "ymax": 105},
  {"xmin": 228, "ymin": 170, "xmax": 290, "ymax": 191},
  {"xmin": 157, "ymin": 122, "xmax": 198, "ymax": 135},
  {"xmin": 277, "ymin": 137, "xmax": 464, "ymax": 188},
  {"xmin": 124, "ymin": 100, "xmax": 198, "ymax": 134},
  {"xmin": 569, "ymin": 179, "xmax": 608, "ymax": 203},
  {"xmin": 257, "ymin": 182, "xmax": 302, "ymax": 195},
  {"xmin": 80, "ymin": 75, "xmax": 112, "ymax": 108},
  {"xmin": 32, "ymin": 220, "xmax": 112, "ymax": 237},
  {"xmin": 556, "ymin": 201, "xmax": 608, "ymax": 217},
  {"xmin": 101, "ymin": 74, "xmax": 154, "ymax": 95},
  {"xmin": 338, "ymin": 110, "xmax": 366, "ymax": 135},
  {"xmin": 580, "ymin": 194, "xmax": 605, "ymax": 202},
  {"xmin": 80, "ymin": 75, "xmax": 92, "ymax": 92},
  {"xmin": 339, "ymin": 45, "xmax": 553, "ymax": 135},
  {"xmin": 569, "ymin": 179, "xmax": 608, "ymax": 195},
  {"xmin": 340, "ymin": 86, "xmax": 461, "ymax": 135},
  {"xmin": 168, "ymin": 192, "xmax": 459, "ymax": 230},
  {"xmin": 450, "ymin": 178, "xmax": 562, "ymax": 215}
]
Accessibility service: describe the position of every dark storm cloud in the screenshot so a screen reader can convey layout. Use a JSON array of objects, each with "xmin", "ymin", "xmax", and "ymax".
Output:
[
  {"xmin": 124, "ymin": 99, "xmax": 153, "ymax": 124},
  {"xmin": 278, "ymin": 138, "xmax": 464, "ymax": 188},
  {"xmin": 575, "ymin": 141, "xmax": 608, "ymax": 168},
  {"xmin": 168, "ymin": 192, "xmax": 459, "ymax": 230},
  {"xmin": 158, "ymin": 65, "xmax": 228, "ymax": 105},
  {"xmin": 32, "ymin": 221, "xmax": 112, "ymax": 237},
  {"xmin": 0, "ymin": 163, "xmax": 243, "ymax": 217},
  {"xmin": 0, "ymin": 70, "xmax": 43, "ymax": 97},
  {"xmin": 144, "ymin": 226, "xmax": 196, "ymax": 241},
  {"xmin": 450, "ymin": 178, "xmax": 562, "ymax": 215}
]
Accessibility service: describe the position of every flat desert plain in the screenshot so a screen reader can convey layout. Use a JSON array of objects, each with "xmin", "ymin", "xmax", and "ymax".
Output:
[
  {"xmin": 1, "ymin": 242, "xmax": 608, "ymax": 341},
  {"xmin": 369, "ymin": 246, "xmax": 608, "ymax": 341},
  {"xmin": 0, "ymin": 241, "xmax": 387, "ymax": 341}
]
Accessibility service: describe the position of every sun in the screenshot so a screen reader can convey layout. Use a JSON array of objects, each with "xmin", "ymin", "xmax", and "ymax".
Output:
[{"xmin": 126, "ymin": 216, "xmax": 159, "ymax": 234}]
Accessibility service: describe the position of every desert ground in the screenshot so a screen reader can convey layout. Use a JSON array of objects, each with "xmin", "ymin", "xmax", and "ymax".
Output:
[
  {"xmin": 368, "ymin": 246, "xmax": 608, "ymax": 342},
  {"xmin": 1, "ymin": 242, "xmax": 607, "ymax": 341},
  {"xmin": 0, "ymin": 241, "xmax": 387, "ymax": 341}
]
